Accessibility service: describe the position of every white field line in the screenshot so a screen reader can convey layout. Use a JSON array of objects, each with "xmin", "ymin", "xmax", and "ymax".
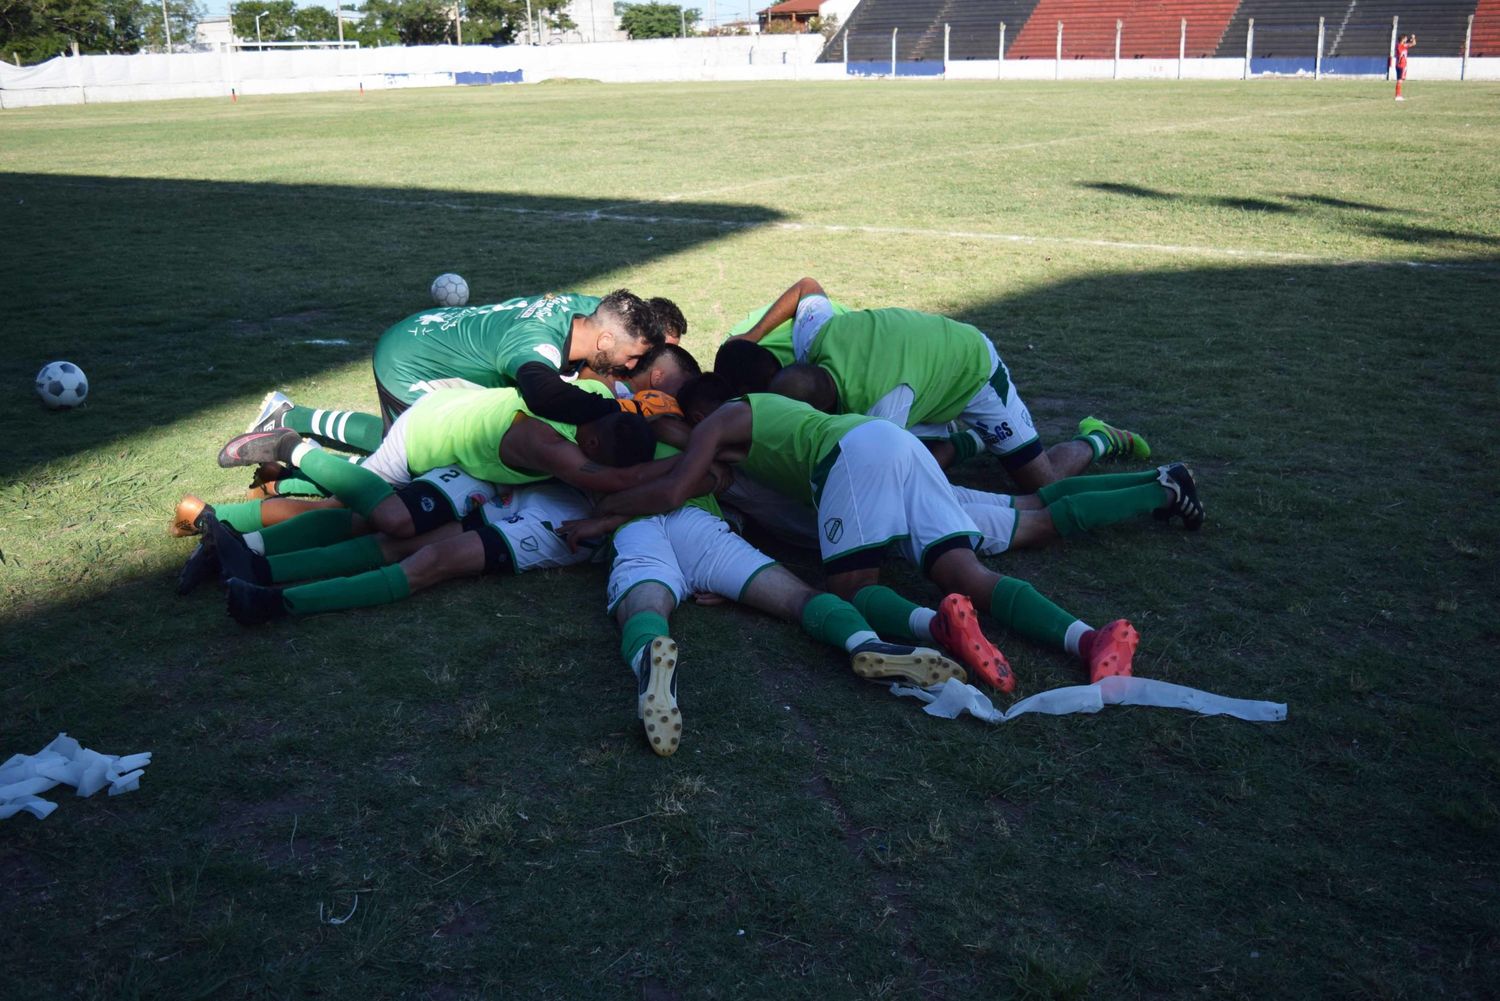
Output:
[{"xmin": 22, "ymin": 175, "xmax": 1494, "ymax": 272}]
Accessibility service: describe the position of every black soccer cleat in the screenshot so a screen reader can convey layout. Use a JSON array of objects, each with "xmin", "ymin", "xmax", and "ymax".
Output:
[
  {"xmin": 176, "ymin": 540, "xmax": 222, "ymax": 596},
  {"xmin": 1156, "ymin": 462, "xmax": 1205, "ymax": 531},
  {"xmin": 218, "ymin": 428, "xmax": 302, "ymax": 468},
  {"xmin": 226, "ymin": 578, "xmax": 289, "ymax": 626},
  {"xmin": 208, "ymin": 514, "xmax": 272, "ymax": 585}
]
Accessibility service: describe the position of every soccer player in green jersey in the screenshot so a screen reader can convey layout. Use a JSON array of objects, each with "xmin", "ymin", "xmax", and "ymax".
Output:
[
  {"xmin": 244, "ymin": 291, "xmax": 678, "ymax": 455},
  {"xmin": 588, "ymin": 378, "xmax": 1151, "ymax": 695},
  {"xmin": 721, "ymin": 277, "xmax": 1149, "ymax": 492},
  {"xmin": 560, "ymin": 445, "xmax": 969, "ymax": 757},
  {"xmin": 199, "ymin": 385, "xmax": 668, "ymax": 624}
]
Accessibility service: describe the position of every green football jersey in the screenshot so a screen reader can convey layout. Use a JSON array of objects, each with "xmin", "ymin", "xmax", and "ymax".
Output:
[
  {"xmin": 404, "ymin": 382, "xmax": 611, "ymax": 484},
  {"xmin": 738, "ymin": 394, "xmax": 872, "ymax": 506},
  {"xmin": 807, "ymin": 309, "xmax": 993, "ymax": 427},
  {"xmin": 373, "ymin": 293, "xmax": 601, "ymax": 403},
  {"xmin": 724, "ymin": 298, "xmax": 851, "ymax": 367}
]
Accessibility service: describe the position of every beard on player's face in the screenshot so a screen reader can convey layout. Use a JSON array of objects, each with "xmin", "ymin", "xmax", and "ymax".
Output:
[{"xmin": 589, "ymin": 349, "xmax": 636, "ymax": 379}]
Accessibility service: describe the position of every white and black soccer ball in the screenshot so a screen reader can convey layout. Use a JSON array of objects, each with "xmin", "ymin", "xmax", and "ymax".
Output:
[
  {"xmin": 35, "ymin": 361, "xmax": 88, "ymax": 409},
  {"xmin": 430, "ymin": 273, "xmax": 470, "ymax": 307}
]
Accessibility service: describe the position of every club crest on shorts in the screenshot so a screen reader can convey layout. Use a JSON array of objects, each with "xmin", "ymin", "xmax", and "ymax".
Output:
[
  {"xmin": 520, "ymin": 535, "xmax": 539, "ymax": 552},
  {"xmin": 824, "ymin": 517, "xmax": 844, "ymax": 544},
  {"xmin": 420, "ymin": 496, "xmax": 436, "ymax": 513}
]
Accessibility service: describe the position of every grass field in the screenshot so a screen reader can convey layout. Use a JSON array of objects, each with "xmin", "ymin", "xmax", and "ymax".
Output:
[{"xmin": 3, "ymin": 78, "xmax": 1499, "ymax": 999}]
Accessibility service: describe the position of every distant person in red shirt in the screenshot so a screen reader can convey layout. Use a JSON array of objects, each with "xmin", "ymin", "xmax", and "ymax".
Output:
[{"xmin": 1395, "ymin": 34, "xmax": 1416, "ymax": 101}]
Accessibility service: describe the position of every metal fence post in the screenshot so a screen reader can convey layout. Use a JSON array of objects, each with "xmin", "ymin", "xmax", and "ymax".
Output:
[
  {"xmin": 1244, "ymin": 18, "xmax": 1253, "ymax": 80},
  {"xmin": 944, "ymin": 23, "xmax": 950, "ymax": 78},
  {"xmin": 998, "ymin": 22, "xmax": 1006, "ymax": 77},
  {"xmin": 1316, "ymin": 16, "xmax": 1324, "ymax": 79},
  {"xmin": 1055, "ymin": 20, "xmax": 1062, "ymax": 80},
  {"xmin": 1463, "ymin": 14, "xmax": 1473, "ymax": 80},
  {"xmin": 891, "ymin": 26, "xmax": 897, "ymax": 78},
  {"xmin": 1388, "ymin": 17, "xmax": 1398, "ymax": 81},
  {"xmin": 1178, "ymin": 18, "xmax": 1186, "ymax": 79},
  {"xmin": 1114, "ymin": 19, "xmax": 1121, "ymax": 79}
]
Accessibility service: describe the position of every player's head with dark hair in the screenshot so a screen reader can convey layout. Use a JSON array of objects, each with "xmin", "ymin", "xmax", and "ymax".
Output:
[
  {"xmin": 626, "ymin": 343, "xmax": 702, "ymax": 396},
  {"xmin": 588, "ymin": 289, "xmax": 664, "ymax": 378},
  {"xmin": 713, "ymin": 339, "xmax": 782, "ymax": 396},
  {"xmin": 768, "ymin": 363, "xmax": 838, "ymax": 413},
  {"xmin": 648, "ymin": 297, "xmax": 687, "ymax": 344},
  {"xmin": 675, "ymin": 373, "xmax": 735, "ymax": 425},
  {"xmin": 577, "ymin": 410, "xmax": 657, "ymax": 467}
]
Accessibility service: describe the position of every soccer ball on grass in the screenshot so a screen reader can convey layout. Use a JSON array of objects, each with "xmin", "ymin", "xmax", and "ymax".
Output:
[
  {"xmin": 35, "ymin": 361, "xmax": 88, "ymax": 409},
  {"xmin": 430, "ymin": 273, "xmax": 470, "ymax": 307}
]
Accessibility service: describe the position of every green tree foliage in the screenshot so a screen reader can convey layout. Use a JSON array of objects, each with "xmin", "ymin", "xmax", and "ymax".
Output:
[
  {"xmin": 463, "ymin": 0, "xmax": 573, "ymax": 45},
  {"xmin": 230, "ymin": 0, "xmax": 297, "ymax": 44},
  {"xmin": 618, "ymin": 3, "xmax": 698, "ymax": 40},
  {"xmin": 292, "ymin": 3, "xmax": 337, "ymax": 40},
  {"xmin": 1, "ymin": 0, "xmax": 201, "ymax": 62},
  {"xmin": 357, "ymin": 0, "xmax": 453, "ymax": 45}
]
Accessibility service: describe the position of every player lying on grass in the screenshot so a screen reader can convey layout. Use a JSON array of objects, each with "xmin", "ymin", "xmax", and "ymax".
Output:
[
  {"xmin": 715, "ymin": 277, "xmax": 1149, "ymax": 491},
  {"xmin": 714, "ymin": 447, "xmax": 1203, "ymax": 558},
  {"xmin": 577, "ymin": 379, "xmax": 1148, "ymax": 694},
  {"xmin": 183, "ymin": 383, "xmax": 668, "ymax": 603},
  {"xmin": 243, "ymin": 290, "xmax": 678, "ymax": 456},
  {"xmin": 572, "ymin": 466, "xmax": 971, "ymax": 758},
  {"xmin": 235, "ymin": 342, "xmax": 704, "ymax": 504}
]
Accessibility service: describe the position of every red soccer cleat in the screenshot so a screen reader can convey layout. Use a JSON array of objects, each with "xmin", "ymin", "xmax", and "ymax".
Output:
[
  {"xmin": 1086, "ymin": 619, "xmax": 1140, "ymax": 683},
  {"xmin": 930, "ymin": 593, "xmax": 1014, "ymax": 693}
]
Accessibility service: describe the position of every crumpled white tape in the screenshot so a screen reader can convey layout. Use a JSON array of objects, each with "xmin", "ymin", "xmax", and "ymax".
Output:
[
  {"xmin": 0, "ymin": 733, "xmax": 153, "ymax": 820},
  {"xmin": 890, "ymin": 676, "xmax": 1287, "ymax": 724}
]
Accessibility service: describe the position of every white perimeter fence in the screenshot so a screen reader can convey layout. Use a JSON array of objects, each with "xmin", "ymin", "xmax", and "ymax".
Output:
[{"xmin": 2, "ymin": 32, "xmax": 1495, "ymax": 109}]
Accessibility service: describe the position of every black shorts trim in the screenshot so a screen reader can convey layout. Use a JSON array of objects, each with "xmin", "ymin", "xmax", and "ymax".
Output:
[
  {"xmin": 998, "ymin": 438, "xmax": 1044, "ymax": 472},
  {"xmin": 823, "ymin": 544, "xmax": 888, "ymax": 576},
  {"xmin": 395, "ymin": 481, "xmax": 458, "ymax": 535},
  {"xmin": 921, "ymin": 534, "xmax": 978, "ymax": 575}
]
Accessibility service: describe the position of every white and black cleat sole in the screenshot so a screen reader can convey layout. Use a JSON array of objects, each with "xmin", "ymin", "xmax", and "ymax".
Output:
[{"xmin": 637, "ymin": 637, "xmax": 682, "ymax": 757}]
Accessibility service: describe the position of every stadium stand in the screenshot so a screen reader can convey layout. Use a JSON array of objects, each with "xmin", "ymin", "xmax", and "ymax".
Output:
[
  {"xmin": 824, "ymin": 1, "xmax": 1044, "ymax": 65},
  {"xmin": 1217, "ymin": 1, "xmax": 1478, "ymax": 73},
  {"xmin": 1475, "ymin": 0, "xmax": 1500, "ymax": 56},
  {"xmin": 1008, "ymin": 1, "xmax": 1241, "ymax": 59}
]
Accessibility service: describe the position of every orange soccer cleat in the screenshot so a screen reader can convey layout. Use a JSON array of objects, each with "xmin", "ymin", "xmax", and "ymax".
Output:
[
  {"xmin": 931, "ymin": 593, "xmax": 1014, "ymax": 693},
  {"xmin": 170, "ymin": 495, "xmax": 209, "ymax": 537},
  {"xmin": 1086, "ymin": 619, "xmax": 1140, "ymax": 683}
]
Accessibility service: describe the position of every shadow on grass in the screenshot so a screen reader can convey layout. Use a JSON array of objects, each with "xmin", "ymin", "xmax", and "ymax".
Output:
[
  {"xmin": 0, "ymin": 172, "xmax": 785, "ymax": 480},
  {"xmin": 1082, "ymin": 182, "xmax": 1500, "ymax": 247},
  {"xmin": 4, "ymin": 250, "xmax": 1500, "ymax": 999}
]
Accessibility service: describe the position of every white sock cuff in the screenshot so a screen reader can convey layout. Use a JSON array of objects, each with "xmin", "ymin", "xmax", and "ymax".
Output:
[
  {"xmin": 909, "ymin": 607, "xmax": 937, "ymax": 641},
  {"xmin": 242, "ymin": 530, "xmax": 266, "ymax": 555},
  {"xmin": 1064, "ymin": 620, "xmax": 1091, "ymax": 657},
  {"xmin": 844, "ymin": 629, "xmax": 879, "ymax": 653}
]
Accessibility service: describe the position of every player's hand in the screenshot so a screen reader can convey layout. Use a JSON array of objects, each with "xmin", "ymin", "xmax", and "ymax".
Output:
[{"xmin": 560, "ymin": 515, "xmax": 624, "ymax": 552}]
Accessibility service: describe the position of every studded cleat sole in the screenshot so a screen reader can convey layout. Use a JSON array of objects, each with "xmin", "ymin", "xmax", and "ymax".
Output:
[
  {"xmin": 1087, "ymin": 619, "xmax": 1140, "ymax": 683},
  {"xmin": 170, "ymin": 495, "xmax": 209, "ymax": 537},
  {"xmin": 638, "ymin": 637, "xmax": 682, "ymax": 757},
  {"xmin": 930, "ymin": 593, "xmax": 1014, "ymax": 693},
  {"xmin": 852, "ymin": 646, "xmax": 968, "ymax": 688}
]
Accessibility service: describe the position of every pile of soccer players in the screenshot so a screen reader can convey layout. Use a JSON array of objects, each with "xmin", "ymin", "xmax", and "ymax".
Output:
[{"xmin": 171, "ymin": 281, "xmax": 1203, "ymax": 757}]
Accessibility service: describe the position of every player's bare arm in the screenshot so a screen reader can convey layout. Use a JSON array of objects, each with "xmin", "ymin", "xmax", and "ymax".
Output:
[
  {"xmin": 731, "ymin": 277, "xmax": 826, "ymax": 343},
  {"xmin": 595, "ymin": 403, "xmax": 752, "ymax": 517},
  {"xmin": 500, "ymin": 418, "xmax": 679, "ymax": 493}
]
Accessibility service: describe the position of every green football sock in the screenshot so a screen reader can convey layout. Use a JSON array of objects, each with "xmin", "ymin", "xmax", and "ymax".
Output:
[
  {"xmin": 282, "ymin": 563, "xmax": 410, "ymax": 617},
  {"xmin": 1036, "ymin": 470, "xmax": 1159, "ymax": 503},
  {"xmin": 268, "ymin": 473, "xmax": 329, "ymax": 497},
  {"xmin": 296, "ymin": 448, "xmax": 394, "ymax": 517},
  {"xmin": 255, "ymin": 508, "xmax": 358, "ymax": 555},
  {"xmin": 1044, "ymin": 483, "xmax": 1169, "ymax": 538},
  {"xmin": 852, "ymin": 585, "xmax": 925, "ymax": 643},
  {"xmin": 800, "ymin": 592, "xmax": 877, "ymax": 651},
  {"xmin": 947, "ymin": 428, "xmax": 984, "ymax": 464},
  {"xmin": 268, "ymin": 535, "xmax": 385, "ymax": 584},
  {"xmin": 990, "ymin": 576, "xmax": 1078, "ymax": 652},
  {"xmin": 284, "ymin": 405, "xmax": 385, "ymax": 454},
  {"xmin": 212, "ymin": 499, "xmax": 264, "ymax": 533},
  {"xmin": 620, "ymin": 611, "xmax": 671, "ymax": 674}
]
